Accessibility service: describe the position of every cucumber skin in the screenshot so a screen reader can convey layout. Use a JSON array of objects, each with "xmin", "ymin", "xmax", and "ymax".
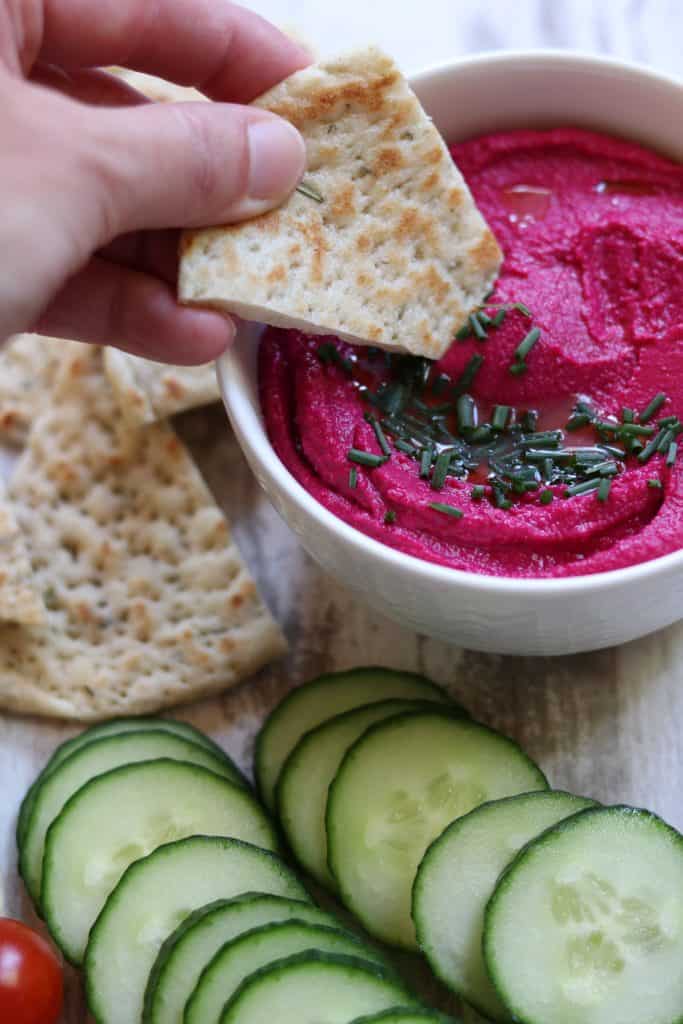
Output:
[
  {"xmin": 17, "ymin": 717, "xmax": 243, "ymax": 849},
  {"xmin": 42, "ymin": 761, "xmax": 280, "ymax": 965},
  {"xmin": 142, "ymin": 893, "xmax": 323, "ymax": 1024},
  {"xmin": 351, "ymin": 1011, "xmax": 458, "ymax": 1023},
  {"xmin": 482, "ymin": 804, "xmax": 683, "ymax": 1024},
  {"xmin": 254, "ymin": 668, "xmax": 458, "ymax": 806},
  {"xmin": 219, "ymin": 950, "xmax": 418, "ymax": 1024},
  {"xmin": 326, "ymin": 709, "xmax": 548, "ymax": 949},
  {"xmin": 411, "ymin": 791, "xmax": 596, "ymax": 1021},
  {"xmin": 84, "ymin": 837, "xmax": 310, "ymax": 1024}
]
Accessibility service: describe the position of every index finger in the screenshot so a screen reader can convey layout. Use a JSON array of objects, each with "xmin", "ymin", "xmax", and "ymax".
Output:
[{"xmin": 39, "ymin": 0, "xmax": 311, "ymax": 103}]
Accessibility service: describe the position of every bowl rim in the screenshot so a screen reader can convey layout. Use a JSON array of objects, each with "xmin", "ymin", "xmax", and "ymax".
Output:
[{"xmin": 218, "ymin": 48, "xmax": 683, "ymax": 599}]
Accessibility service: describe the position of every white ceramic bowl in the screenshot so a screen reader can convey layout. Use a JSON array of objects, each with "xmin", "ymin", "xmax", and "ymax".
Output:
[{"xmin": 218, "ymin": 51, "xmax": 683, "ymax": 656}]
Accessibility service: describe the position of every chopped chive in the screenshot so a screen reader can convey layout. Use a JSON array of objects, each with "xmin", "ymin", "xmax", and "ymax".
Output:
[
  {"xmin": 583, "ymin": 460, "xmax": 618, "ymax": 477},
  {"xmin": 366, "ymin": 415, "xmax": 391, "ymax": 456},
  {"xmin": 637, "ymin": 436, "xmax": 661, "ymax": 462},
  {"xmin": 470, "ymin": 313, "xmax": 488, "ymax": 341},
  {"xmin": 317, "ymin": 343, "xmax": 352, "ymax": 372},
  {"xmin": 296, "ymin": 180, "xmax": 324, "ymax": 202},
  {"xmin": 519, "ymin": 430, "xmax": 563, "ymax": 449},
  {"xmin": 471, "ymin": 485, "xmax": 486, "ymax": 500},
  {"xmin": 428, "ymin": 502, "xmax": 464, "ymax": 519},
  {"xmin": 394, "ymin": 439, "xmax": 418, "ymax": 456},
  {"xmin": 514, "ymin": 327, "xmax": 541, "ymax": 364},
  {"xmin": 619, "ymin": 423, "xmax": 656, "ymax": 437},
  {"xmin": 667, "ymin": 442, "xmax": 678, "ymax": 467},
  {"xmin": 433, "ymin": 373, "xmax": 452, "ymax": 395},
  {"xmin": 419, "ymin": 445, "xmax": 434, "ymax": 478},
  {"xmin": 543, "ymin": 457, "xmax": 554, "ymax": 482},
  {"xmin": 639, "ymin": 392, "xmax": 667, "ymax": 423},
  {"xmin": 455, "ymin": 321, "xmax": 473, "ymax": 340},
  {"xmin": 491, "ymin": 309, "xmax": 507, "ymax": 327},
  {"xmin": 431, "ymin": 449, "xmax": 453, "ymax": 490},
  {"xmin": 566, "ymin": 413, "xmax": 592, "ymax": 431},
  {"xmin": 384, "ymin": 509, "xmax": 397, "ymax": 524},
  {"xmin": 648, "ymin": 478, "xmax": 663, "ymax": 489},
  {"xmin": 509, "ymin": 362, "xmax": 528, "ymax": 376},
  {"xmin": 491, "ymin": 405, "xmax": 510, "ymax": 431},
  {"xmin": 657, "ymin": 428, "xmax": 675, "ymax": 453},
  {"xmin": 513, "ymin": 302, "xmax": 533, "ymax": 317},
  {"xmin": 597, "ymin": 443, "xmax": 627, "ymax": 459},
  {"xmin": 453, "ymin": 354, "xmax": 484, "ymax": 395},
  {"xmin": 349, "ymin": 467, "xmax": 358, "ymax": 489},
  {"xmin": 658, "ymin": 415, "xmax": 679, "ymax": 428},
  {"xmin": 457, "ymin": 394, "xmax": 476, "ymax": 432},
  {"xmin": 564, "ymin": 478, "xmax": 601, "ymax": 497},
  {"xmin": 597, "ymin": 477, "xmax": 612, "ymax": 502},
  {"xmin": 492, "ymin": 486, "xmax": 513, "ymax": 510},
  {"xmin": 539, "ymin": 489, "xmax": 554, "ymax": 505},
  {"xmin": 470, "ymin": 425, "xmax": 494, "ymax": 444},
  {"xmin": 621, "ymin": 407, "xmax": 634, "ymax": 424},
  {"xmin": 520, "ymin": 410, "xmax": 539, "ymax": 432},
  {"xmin": 594, "ymin": 420, "xmax": 620, "ymax": 433},
  {"xmin": 347, "ymin": 448, "xmax": 388, "ymax": 468},
  {"xmin": 477, "ymin": 311, "xmax": 494, "ymax": 327}
]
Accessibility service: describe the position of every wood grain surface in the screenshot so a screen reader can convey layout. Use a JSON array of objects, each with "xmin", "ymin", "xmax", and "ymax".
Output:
[{"xmin": 1, "ymin": 3, "xmax": 681, "ymax": 1021}]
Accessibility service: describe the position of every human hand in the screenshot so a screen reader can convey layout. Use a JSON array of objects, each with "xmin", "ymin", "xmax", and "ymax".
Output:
[{"xmin": 0, "ymin": 0, "xmax": 309, "ymax": 363}]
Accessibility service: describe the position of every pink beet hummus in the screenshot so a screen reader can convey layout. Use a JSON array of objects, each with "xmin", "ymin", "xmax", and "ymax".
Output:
[{"xmin": 260, "ymin": 128, "xmax": 683, "ymax": 578}]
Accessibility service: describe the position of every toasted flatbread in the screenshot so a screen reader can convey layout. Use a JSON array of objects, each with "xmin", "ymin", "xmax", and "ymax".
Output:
[
  {"xmin": 106, "ymin": 67, "xmax": 206, "ymax": 103},
  {"xmin": 0, "ymin": 483, "xmax": 45, "ymax": 626},
  {"xmin": 104, "ymin": 349, "xmax": 220, "ymax": 428},
  {"xmin": 179, "ymin": 47, "xmax": 502, "ymax": 359},
  {"xmin": 0, "ymin": 334, "xmax": 66, "ymax": 446},
  {"xmin": 0, "ymin": 346, "xmax": 286, "ymax": 721}
]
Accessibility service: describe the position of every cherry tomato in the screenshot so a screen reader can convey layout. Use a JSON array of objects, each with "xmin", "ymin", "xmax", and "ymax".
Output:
[{"xmin": 0, "ymin": 918, "xmax": 63, "ymax": 1024}]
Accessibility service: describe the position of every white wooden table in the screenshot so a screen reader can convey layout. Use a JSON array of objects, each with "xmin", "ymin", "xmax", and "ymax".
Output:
[{"xmin": 0, "ymin": 3, "xmax": 681, "ymax": 1020}]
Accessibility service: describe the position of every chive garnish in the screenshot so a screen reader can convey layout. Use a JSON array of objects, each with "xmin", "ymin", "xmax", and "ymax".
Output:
[
  {"xmin": 619, "ymin": 423, "xmax": 655, "ymax": 437},
  {"xmin": 564, "ymin": 479, "xmax": 601, "ymax": 497},
  {"xmin": 470, "ymin": 425, "xmax": 494, "ymax": 444},
  {"xmin": 509, "ymin": 362, "xmax": 528, "ymax": 376},
  {"xmin": 347, "ymin": 449, "xmax": 388, "ymax": 468},
  {"xmin": 296, "ymin": 180, "xmax": 324, "ymax": 202},
  {"xmin": 384, "ymin": 509, "xmax": 397, "ymax": 524},
  {"xmin": 584, "ymin": 460, "xmax": 619, "ymax": 477},
  {"xmin": 365, "ymin": 415, "xmax": 391, "ymax": 456},
  {"xmin": 539, "ymin": 489, "xmax": 554, "ymax": 505},
  {"xmin": 597, "ymin": 477, "xmax": 612, "ymax": 502},
  {"xmin": 667, "ymin": 442, "xmax": 678, "ymax": 467},
  {"xmin": 622, "ymin": 407, "xmax": 634, "ymax": 423},
  {"xmin": 471, "ymin": 485, "xmax": 486, "ymax": 500},
  {"xmin": 395, "ymin": 439, "xmax": 418, "ymax": 456},
  {"xmin": 492, "ymin": 486, "xmax": 513, "ymax": 510},
  {"xmin": 457, "ymin": 394, "xmax": 476, "ymax": 432},
  {"xmin": 419, "ymin": 446, "xmax": 434, "ymax": 478},
  {"xmin": 431, "ymin": 449, "xmax": 453, "ymax": 490},
  {"xmin": 658, "ymin": 415, "xmax": 679, "ymax": 428},
  {"xmin": 514, "ymin": 327, "xmax": 541, "ymax": 364},
  {"xmin": 317, "ymin": 343, "xmax": 352, "ymax": 373},
  {"xmin": 657, "ymin": 428, "xmax": 675, "ymax": 453},
  {"xmin": 428, "ymin": 502, "xmax": 464, "ymax": 519},
  {"xmin": 453, "ymin": 354, "xmax": 484, "ymax": 395},
  {"xmin": 349, "ymin": 467, "xmax": 358, "ymax": 489},
  {"xmin": 455, "ymin": 321, "xmax": 473, "ymax": 341},
  {"xmin": 433, "ymin": 373, "xmax": 452, "ymax": 395},
  {"xmin": 491, "ymin": 405, "xmax": 510, "ymax": 431},
  {"xmin": 639, "ymin": 392, "xmax": 667, "ymax": 423},
  {"xmin": 520, "ymin": 410, "xmax": 539, "ymax": 432},
  {"xmin": 648, "ymin": 478, "xmax": 663, "ymax": 489},
  {"xmin": 477, "ymin": 312, "xmax": 494, "ymax": 327},
  {"xmin": 514, "ymin": 302, "xmax": 533, "ymax": 317},
  {"xmin": 491, "ymin": 309, "xmax": 507, "ymax": 327},
  {"xmin": 519, "ymin": 430, "xmax": 563, "ymax": 449},
  {"xmin": 470, "ymin": 313, "xmax": 488, "ymax": 341}
]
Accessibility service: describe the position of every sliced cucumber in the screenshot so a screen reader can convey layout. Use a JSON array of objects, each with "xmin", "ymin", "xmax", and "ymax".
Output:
[
  {"xmin": 85, "ymin": 837, "xmax": 309, "ymax": 1024},
  {"xmin": 256, "ymin": 668, "xmax": 454, "ymax": 809},
  {"xmin": 413, "ymin": 791, "xmax": 596, "ymax": 1020},
  {"xmin": 219, "ymin": 951, "xmax": 418, "ymax": 1024},
  {"xmin": 351, "ymin": 1012, "xmax": 457, "ymax": 1023},
  {"xmin": 327, "ymin": 710, "xmax": 547, "ymax": 949},
  {"xmin": 21, "ymin": 730, "xmax": 247, "ymax": 909},
  {"xmin": 17, "ymin": 716, "xmax": 243, "ymax": 848},
  {"xmin": 144, "ymin": 893, "xmax": 339, "ymax": 1024},
  {"xmin": 42, "ymin": 760, "xmax": 278, "ymax": 964},
  {"xmin": 484, "ymin": 806, "xmax": 683, "ymax": 1024},
  {"xmin": 278, "ymin": 700, "xmax": 445, "ymax": 889},
  {"xmin": 187, "ymin": 920, "xmax": 387, "ymax": 1024}
]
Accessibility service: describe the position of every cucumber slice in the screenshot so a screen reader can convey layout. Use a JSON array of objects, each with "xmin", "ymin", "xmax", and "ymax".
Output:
[
  {"xmin": 42, "ymin": 760, "xmax": 279, "ymax": 964},
  {"xmin": 327, "ymin": 710, "xmax": 547, "ymax": 949},
  {"xmin": 413, "ymin": 791, "xmax": 596, "ymax": 1020},
  {"xmin": 85, "ymin": 837, "xmax": 309, "ymax": 1024},
  {"xmin": 187, "ymin": 920, "xmax": 387, "ymax": 1024},
  {"xmin": 17, "ymin": 717, "xmax": 243, "ymax": 849},
  {"xmin": 144, "ymin": 893, "xmax": 339, "ymax": 1024},
  {"xmin": 219, "ymin": 951, "xmax": 418, "ymax": 1024},
  {"xmin": 20, "ymin": 730, "xmax": 247, "ymax": 909},
  {"xmin": 351, "ymin": 1012, "xmax": 457, "ymax": 1023},
  {"xmin": 484, "ymin": 806, "xmax": 683, "ymax": 1024},
  {"xmin": 278, "ymin": 700, "xmax": 447, "ymax": 889},
  {"xmin": 256, "ymin": 668, "xmax": 454, "ymax": 809}
]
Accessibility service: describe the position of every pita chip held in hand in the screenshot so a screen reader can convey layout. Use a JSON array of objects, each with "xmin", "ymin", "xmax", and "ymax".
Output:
[{"xmin": 179, "ymin": 46, "xmax": 502, "ymax": 360}]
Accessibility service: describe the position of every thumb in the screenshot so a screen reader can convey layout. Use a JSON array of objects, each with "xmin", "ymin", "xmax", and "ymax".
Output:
[{"xmin": 79, "ymin": 99, "xmax": 306, "ymax": 242}]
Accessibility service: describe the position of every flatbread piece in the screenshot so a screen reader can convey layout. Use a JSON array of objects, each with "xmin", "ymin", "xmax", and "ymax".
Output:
[
  {"xmin": 179, "ymin": 46, "xmax": 502, "ymax": 359},
  {"xmin": 0, "ymin": 334, "xmax": 65, "ymax": 446},
  {"xmin": 0, "ymin": 347, "xmax": 286, "ymax": 721},
  {"xmin": 0, "ymin": 483, "xmax": 45, "ymax": 626}
]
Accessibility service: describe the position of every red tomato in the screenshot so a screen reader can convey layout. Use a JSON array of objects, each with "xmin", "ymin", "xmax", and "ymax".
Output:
[{"xmin": 0, "ymin": 918, "xmax": 63, "ymax": 1024}]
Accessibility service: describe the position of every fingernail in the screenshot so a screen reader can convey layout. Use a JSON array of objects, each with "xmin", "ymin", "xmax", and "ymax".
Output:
[{"xmin": 247, "ymin": 118, "xmax": 306, "ymax": 200}]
